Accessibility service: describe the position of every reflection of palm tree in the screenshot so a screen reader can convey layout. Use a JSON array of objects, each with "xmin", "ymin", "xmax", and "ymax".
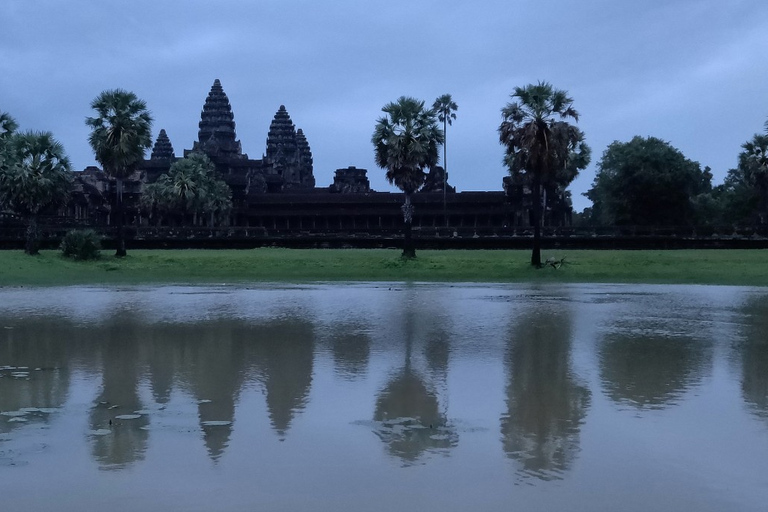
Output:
[
  {"xmin": 89, "ymin": 316, "xmax": 149, "ymax": 470},
  {"xmin": 373, "ymin": 367, "xmax": 456, "ymax": 464},
  {"xmin": 739, "ymin": 295, "xmax": 768, "ymax": 419},
  {"xmin": 250, "ymin": 318, "xmax": 315, "ymax": 438},
  {"xmin": 501, "ymin": 299, "xmax": 589, "ymax": 480},
  {"xmin": 372, "ymin": 292, "xmax": 457, "ymax": 464}
]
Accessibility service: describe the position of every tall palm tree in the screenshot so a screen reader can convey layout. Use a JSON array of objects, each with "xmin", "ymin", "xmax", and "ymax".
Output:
[
  {"xmin": 499, "ymin": 82, "xmax": 589, "ymax": 267},
  {"xmin": 0, "ymin": 131, "xmax": 72, "ymax": 254},
  {"xmin": 86, "ymin": 90, "xmax": 153, "ymax": 257},
  {"xmin": 432, "ymin": 94, "xmax": 457, "ymax": 225},
  {"xmin": 739, "ymin": 122, "xmax": 768, "ymax": 223},
  {"xmin": 372, "ymin": 96, "xmax": 443, "ymax": 258}
]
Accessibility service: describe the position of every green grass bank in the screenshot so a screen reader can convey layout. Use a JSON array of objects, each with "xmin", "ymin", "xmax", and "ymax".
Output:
[{"xmin": 1, "ymin": 248, "xmax": 767, "ymax": 287}]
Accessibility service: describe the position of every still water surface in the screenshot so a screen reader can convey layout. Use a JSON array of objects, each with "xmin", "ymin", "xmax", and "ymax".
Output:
[{"xmin": 1, "ymin": 283, "xmax": 767, "ymax": 511}]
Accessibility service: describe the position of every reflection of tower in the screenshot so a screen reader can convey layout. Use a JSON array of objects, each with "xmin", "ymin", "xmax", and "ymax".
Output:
[
  {"xmin": 0, "ymin": 316, "xmax": 72, "ymax": 435},
  {"xmin": 501, "ymin": 297, "xmax": 589, "ymax": 481},
  {"xmin": 145, "ymin": 324, "xmax": 181, "ymax": 406},
  {"xmin": 89, "ymin": 316, "xmax": 149, "ymax": 470},
  {"xmin": 251, "ymin": 318, "xmax": 315, "ymax": 438},
  {"xmin": 182, "ymin": 321, "xmax": 248, "ymax": 462},
  {"xmin": 739, "ymin": 295, "xmax": 768, "ymax": 419}
]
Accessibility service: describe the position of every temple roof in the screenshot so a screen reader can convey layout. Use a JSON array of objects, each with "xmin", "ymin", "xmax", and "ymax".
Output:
[
  {"xmin": 195, "ymin": 79, "xmax": 243, "ymax": 158},
  {"xmin": 266, "ymin": 105, "xmax": 298, "ymax": 161},
  {"xmin": 296, "ymin": 128, "xmax": 312, "ymax": 167},
  {"xmin": 150, "ymin": 129, "xmax": 175, "ymax": 161}
]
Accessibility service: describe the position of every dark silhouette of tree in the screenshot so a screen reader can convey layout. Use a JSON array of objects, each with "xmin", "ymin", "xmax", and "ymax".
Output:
[
  {"xmin": 141, "ymin": 152, "xmax": 231, "ymax": 226},
  {"xmin": 586, "ymin": 136, "xmax": 712, "ymax": 226},
  {"xmin": 372, "ymin": 96, "xmax": 443, "ymax": 258},
  {"xmin": 433, "ymin": 94, "xmax": 457, "ymax": 224},
  {"xmin": 0, "ymin": 131, "xmax": 72, "ymax": 254},
  {"xmin": 499, "ymin": 82, "xmax": 589, "ymax": 266},
  {"xmin": 86, "ymin": 89, "xmax": 153, "ymax": 257}
]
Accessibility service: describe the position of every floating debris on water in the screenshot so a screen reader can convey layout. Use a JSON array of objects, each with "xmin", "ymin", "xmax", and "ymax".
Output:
[
  {"xmin": 90, "ymin": 429, "xmax": 112, "ymax": 436},
  {"xmin": 108, "ymin": 405, "xmax": 120, "ymax": 410},
  {"xmin": 1, "ymin": 411, "xmax": 28, "ymax": 417},
  {"xmin": 114, "ymin": 414, "xmax": 143, "ymax": 420},
  {"xmin": 8, "ymin": 417, "xmax": 28, "ymax": 423},
  {"xmin": 201, "ymin": 420, "xmax": 231, "ymax": 427},
  {"xmin": 198, "ymin": 399, "xmax": 212, "ymax": 404}
]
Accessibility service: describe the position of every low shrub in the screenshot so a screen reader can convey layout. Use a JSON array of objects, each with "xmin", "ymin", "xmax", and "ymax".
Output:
[{"xmin": 60, "ymin": 229, "xmax": 102, "ymax": 260}]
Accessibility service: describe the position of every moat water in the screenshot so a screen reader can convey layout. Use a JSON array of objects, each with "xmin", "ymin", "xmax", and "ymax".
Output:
[{"xmin": 1, "ymin": 283, "xmax": 767, "ymax": 511}]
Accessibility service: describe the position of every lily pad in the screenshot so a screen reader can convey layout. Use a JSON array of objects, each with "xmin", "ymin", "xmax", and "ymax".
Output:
[
  {"xmin": 1, "ymin": 411, "xmax": 28, "ymax": 417},
  {"xmin": 8, "ymin": 417, "xmax": 28, "ymax": 423},
  {"xmin": 114, "ymin": 414, "xmax": 142, "ymax": 420}
]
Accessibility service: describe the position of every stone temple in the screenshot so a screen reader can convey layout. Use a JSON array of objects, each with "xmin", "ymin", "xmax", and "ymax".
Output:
[
  {"xmin": 144, "ymin": 79, "xmax": 320, "ymax": 207},
  {"xmin": 53, "ymin": 78, "xmax": 574, "ymax": 245}
]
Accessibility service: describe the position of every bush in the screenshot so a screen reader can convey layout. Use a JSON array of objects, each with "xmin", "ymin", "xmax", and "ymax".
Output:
[{"xmin": 60, "ymin": 229, "xmax": 102, "ymax": 260}]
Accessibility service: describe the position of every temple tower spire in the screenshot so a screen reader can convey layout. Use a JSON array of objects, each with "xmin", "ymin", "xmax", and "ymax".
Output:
[
  {"xmin": 194, "ymin": 79, "xmax": 243, "ymax": 159},
  {"xmin": 150, "ymin": 129, "xmax": 175, "ymax": 161},
  {"xmin": 265, "ymin": 105, "xmax": 299, "ymax": 186}
]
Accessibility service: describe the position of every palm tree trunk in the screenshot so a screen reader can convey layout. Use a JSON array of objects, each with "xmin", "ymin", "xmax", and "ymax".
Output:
[
  {"xmin": 531, "ymin": 173, "xmax": 542, "ymax": 267},
  {"xmin": 115, "ymin": 178, "xmax": 126, "ymax": 257},
  {"xmin": 402, "ymin": 192, "xmax": 416, "ymax": 258},
  {"xmin": 443, "ymin": 118, "xmax": 448, "ymax": 227},
  {"xmin": 24, "ymin": 214, "xmax": 39, "ymax": 255}
]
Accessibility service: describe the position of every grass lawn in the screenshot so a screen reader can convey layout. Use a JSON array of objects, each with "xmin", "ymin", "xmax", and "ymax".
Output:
[{"xmin": 1, "ymin": 248, "xmax": 766, "ymax": 287}]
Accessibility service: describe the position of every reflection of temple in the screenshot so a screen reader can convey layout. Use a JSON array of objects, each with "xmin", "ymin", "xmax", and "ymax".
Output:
[
  {"xmin": 250, "ymin": 318, "xmax": 315, "ymax": 438},
  {"xmin": 53, "ymin": 78, "xmax": 569, "ymax": 237}
]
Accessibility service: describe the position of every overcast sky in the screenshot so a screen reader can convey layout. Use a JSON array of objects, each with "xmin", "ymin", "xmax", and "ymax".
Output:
[{"xmin": 2, "ymin": 0, "xmax": 767, "ymax": 211}]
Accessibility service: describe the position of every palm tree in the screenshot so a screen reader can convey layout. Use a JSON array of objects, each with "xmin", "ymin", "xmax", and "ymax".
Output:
[
  {"xmin": 372, "ymin": 96, "xmax": 443, "ymax": 258},
  {"xmin": 0, "ymin": 131, "xmax": 72, "ymax": 254},
  {"xmin": 141, "ymin": 153, "xmax": 231, "ymax": 226},
  {"xmin": 86, "ymin": 90, "xmax": 153, "ymax": 257},
  {"xmin": 0, "ymin": 111, "xmax": 17, "ymax": 141},
  {"xmin": 432, "ymin": 94, "xmax": 457, "ymax": 225},
  {"xmin": 739, "ymin": 122, "xmax": 768, "ymax": 223},
  {"xmin": 499, "ymin": 82, "xmax": 589, "ymax": 267}
]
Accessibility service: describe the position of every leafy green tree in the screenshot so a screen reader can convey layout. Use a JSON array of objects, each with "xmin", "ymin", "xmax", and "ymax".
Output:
[
  {"xmin": 0, "ymin": 131, "xmax": 72, "ymax": 254},
  {"xmin": 86, "ymin": 89, "xmax": 153, "ymax": 257},
  {"xmin": 499, "ymin": 82, "xmax": 590, "ymax": 267},
  {"xmin": 726, "ymin": 123, "xmax": 768, "ymax": 224},
  {"xmin": 372, "ymin": 96, "xmax": 443, "ymax": 258},
  {"xmin": 586, "ymin": 136, "xmax": 712, "ymax": 226},
  {"xmin": 0, "ymin": 111, "xmax": 18, "ymax": 171},
  {"xmin": 432, "ymin": 94, "xmax": 457, "ymax": 223},
  {"xmin": 141, "ymin": 152, "xmax": 231, "ymax": 226}
]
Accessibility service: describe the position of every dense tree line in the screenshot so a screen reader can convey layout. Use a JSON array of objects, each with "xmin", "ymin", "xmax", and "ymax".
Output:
[
  {"xmin": 3, "ymin": 82, "xmax": 768, "ymax": 263},
  {"xmin": 580, "ymin": 124, "xmax": 768, "ymax": 228}
]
